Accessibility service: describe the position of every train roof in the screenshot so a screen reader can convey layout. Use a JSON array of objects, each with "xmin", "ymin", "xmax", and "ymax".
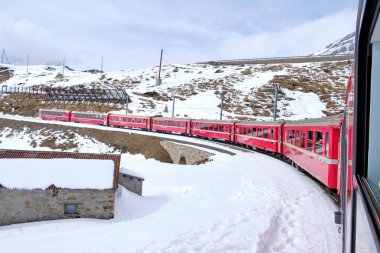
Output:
[
  {"xmin": 72, "ymin": 111, "xmax": 106, "ymax": 115},
  {"xmin": 191, "ymin": 119, "xmax": 236, "ymax": 124},
  {"xmin": 152, "ymin": 117, "xmax": 191, "ymax": 121},
  {"xmin": 236, "ymin": 120, "xmax": 286, "ymax": 126},
  {"xmin": 40, "ymin": 109, "xmax": 68, "ymax": 112},
  {"xmin": 109, "ymin": 113, "xmax": 150, "ymax": 118},
  {"xmin": 284, "ymin": 114, "xmax": 342, "ymax": 127}
]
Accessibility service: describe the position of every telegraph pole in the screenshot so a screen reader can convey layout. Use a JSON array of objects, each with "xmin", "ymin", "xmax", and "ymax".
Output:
[
  {"xmin": 1, "ymin": 50, "xmax": 9, "ymax": 64},
  {"xmin": 172, "ymin": 92, "xmax": 176, "ymax": 118},
  {"xmin": 26, "ymin": 53, "xmax": 29, "ymax": 74},
  {"xmin": 125, "ymin": 95, "xmax": 129, "ymax": 115},
  {"xmin": 220, "ymin": 93, "xmax": 225, "ymax": 120},
  {"xmin": 273, "ymin": 84, "xmax": 279, "ymax": 121},
  {"xmin": 157, "ymin": 49, "xmax": 163, "ymax": 85}
]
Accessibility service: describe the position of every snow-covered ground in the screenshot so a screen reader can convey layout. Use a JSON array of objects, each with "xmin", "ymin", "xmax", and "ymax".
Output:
[
  {"xmin": 0, "ymin": 150, "xmax": 341, "ymax": 253},
  {"xmin": 0, "ymin": 115, "xmax": 341, "ymax": 253}
]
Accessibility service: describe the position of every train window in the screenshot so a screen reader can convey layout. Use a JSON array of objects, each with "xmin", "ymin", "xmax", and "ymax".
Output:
[
  {"xmin": 270, "ymin": 129, "xmax": 274, "ymax": 139},
  {"xmin": 214, "ymin": 125, "xmax": 218, "ymax": 131},
  {"xmin": 168, "ymin": 121, "xmax": 172, "ymax": 126},
  {"xmin": 325, "ymin": 132, "xmax": 329, "ymax": 157},
  {"xmin": 257, "ymin": 128, "xmax": 262, "ymax": 137},
  {"xmin": 253, "ymin": 128, "xmax": 256, "ymax": 136},
  {"xmin": 219, "ymin": 125, "xmax": 223, "ymax": 132},
  {"xmin": 248, "ymin": 128, "xmax": 252, "ymax": 135},
  {"xmin": 123, "ymin": 118, "xmax": 127, "ymax": 122},
  {"xmin": 315, "ymin": 131, "xmax": 323, "ymax": 154},
  {"xmin": 367, "ymin": 39, "xmax": 380, "ymax": 200},
  {"xmin": 307, "ymin": 131, "xmax": 313, "ymax": 151},
  {"xmin": 263, "ymin": 129, "xmax": 268, "ymax": 138},
  {"xmin": 295, "ymin": 131, "xmax": 299, "ymax": 146},
  {"xmin": 154, "ymin": 120, "xmax": 157, "ymax": 125},
  {"xmin": 209, "ymin": 125, "xmax": 213, "ymax": 131},
  {"xmin": 164, "ymin": 121, "xmax": 168, "ymax": 126},
  {"xmin": 301, "ymin": 131, "xmax": 306, "ymax": 148}
]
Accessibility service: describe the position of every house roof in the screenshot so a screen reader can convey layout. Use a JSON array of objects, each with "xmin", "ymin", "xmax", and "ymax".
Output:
[{"xmin": 0, "ymin": 149, "xmax": 120, "ymax": 190}]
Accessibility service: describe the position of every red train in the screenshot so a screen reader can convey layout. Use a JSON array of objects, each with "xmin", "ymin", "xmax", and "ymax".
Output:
[{"xmin": 39, "ymin": 108, "xmax": 343, "ymax": 192}]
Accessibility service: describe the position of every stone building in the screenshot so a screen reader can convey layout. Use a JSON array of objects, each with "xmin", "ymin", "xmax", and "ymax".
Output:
[{"xmin": 0, "ymin": 149, "xmax": 120, "ymax": 226}]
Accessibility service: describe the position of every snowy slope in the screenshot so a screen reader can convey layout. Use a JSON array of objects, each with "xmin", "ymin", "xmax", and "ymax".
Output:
[
  {"xmin": 311, "ymin": 32, "xmax": 355, "ymax": 56},
  {"xmin": 0, "ymin": 59, "xmax": 350, "ymax": 121}
]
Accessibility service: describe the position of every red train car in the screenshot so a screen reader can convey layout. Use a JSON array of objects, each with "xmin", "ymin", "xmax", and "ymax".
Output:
[
  {"xmin": 108, "ymin": 114, "xmax": 151, "ymax": 130},
  {"xmin": 151, "ymin": 117, "xmax": 191, "ymax": 134},
  {"xmin": 71, "ymin": 111, "xmax": 109, "ymax": 126},
  {"xmin": 282, "ymin": 116, "xmax": 342, "ymax": 189},
  {"xmin": 39, "ymin": 109, "xmax": 71, "ymax": 122},
  {"xmin": 191, "ymin": 119, "xmax": 235, "ymax": 141},
  {"xmin": 234, "ymin": 121, "xmax": 285, "ymax": 153}
]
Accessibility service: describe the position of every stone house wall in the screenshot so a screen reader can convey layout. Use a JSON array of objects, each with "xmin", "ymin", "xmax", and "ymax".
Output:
[{"xmin": 0, "ymin": 188, "xmax": 114, "ymax": 226}]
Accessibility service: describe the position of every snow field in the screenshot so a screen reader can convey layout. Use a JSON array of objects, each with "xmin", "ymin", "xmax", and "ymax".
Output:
[{"xmin": 0, "ymin": 148, "xmax": 341, "ymax": 253}]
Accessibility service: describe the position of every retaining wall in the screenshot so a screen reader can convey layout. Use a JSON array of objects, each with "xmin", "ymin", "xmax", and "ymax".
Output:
[{"xmin": 160, "ymin": 141, "xmax": 214, "ymax": 165}]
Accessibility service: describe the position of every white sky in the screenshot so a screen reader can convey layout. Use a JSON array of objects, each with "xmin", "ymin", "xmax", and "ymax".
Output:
[{"xmin": 0, "ymin": 0, "xmax": 358, "ymax": 71}]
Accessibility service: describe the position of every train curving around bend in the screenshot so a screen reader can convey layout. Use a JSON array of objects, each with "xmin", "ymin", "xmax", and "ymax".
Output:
[{"xmin": 38, "ymin": 0, "xmax": 380, "ymax": 251}]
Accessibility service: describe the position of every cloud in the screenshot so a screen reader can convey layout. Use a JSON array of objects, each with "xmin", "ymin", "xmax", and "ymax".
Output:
[{"xmin": 219, "ymin": 8, "xmax": 357, "ymax": 59}]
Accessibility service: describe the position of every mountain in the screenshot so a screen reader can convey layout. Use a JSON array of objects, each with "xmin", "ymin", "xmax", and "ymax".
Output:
[
  {"xmin": 311, "ymin": 32, "xmax": 355, "ymax": 56},
  {"xmin": 0, "ymin": 58, "xmax": 350, "ymax": 121}
]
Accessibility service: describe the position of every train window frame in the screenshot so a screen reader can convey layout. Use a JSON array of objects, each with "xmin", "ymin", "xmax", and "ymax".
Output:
[
  {"xmin": 263, "ymin": 128, "xmax": 268, "ymax": 138},
  {"xmin": 315, "ymin": 131, "xmax": 323, "ymax": 154},
  {"xmin": 253, "ymin": 128, "xmax": 257, "ymax": 136},
  {"xmin": 325, "ymin": 132, "xmax": 329, "ymax": 157},
  {"xmin": 307, "ymin": 131, "xmax": 313, "ymax": 151},
  {"xmin": 257, "ymin": 128, "xmax": 262, "ymax": 137},
  {"xmin": 300, "ymin": 131, "xmax": 306, "ymax": 148},
  {"xmin": 270, "ymin": 129, "xmax": 274, "ymax": 139}
]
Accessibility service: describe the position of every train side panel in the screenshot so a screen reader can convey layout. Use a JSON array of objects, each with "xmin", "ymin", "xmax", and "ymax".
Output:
[
  {"xmin": 109, "ymin": 114, "xmax": 150, "ymax": 130},
  {"xmin": 191, "ymin": 120, "xmax": 234, "ymax": 141},
  {"xmin": 152, "ymin": 118, "xmax": 190, "ymax": 134}
]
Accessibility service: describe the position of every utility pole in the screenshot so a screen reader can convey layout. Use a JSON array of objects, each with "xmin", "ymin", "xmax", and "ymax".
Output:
[
  {"xmin": 157, "ymin": 49, "xmax": 163, "ymax": 85},
  {"xmin": 62, "ymin": 58, "xmax": 65, "ymax": 76},
  {"xmin": 101, "ymin": 56, "xmax": 103, "ymax": 72},
  {"xmin": 220, "ymin": 93, "xmax": 225, "ymax": 120},
  {"xmin": 1, "ymin": 50, "xmax": 9, "ymax": 64},
  {"xmin": 172, "ymin": 91, "xmax": 176, "ymax": 118},
  {"xmin": 125, "ymin": 95, "xmax": 129, "ymax": 115},
  {"xmin": 26, "ymin": 53, "xmax": 29, "ymax": 74},
  {"xmin": 273, "ymin": 84, "xmax": 279, "ymax": 121}
]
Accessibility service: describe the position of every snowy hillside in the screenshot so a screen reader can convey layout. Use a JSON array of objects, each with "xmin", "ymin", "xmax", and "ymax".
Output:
[
  {"xmin": 0, "ymin": 60, "xmax": 351, "ymax": 121},
  {"xmin": 312, "ymin": 32, "xmax": 355, "ymax": 56}
]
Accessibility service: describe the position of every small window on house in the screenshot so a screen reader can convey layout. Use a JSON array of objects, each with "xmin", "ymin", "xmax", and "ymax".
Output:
[{"xmin": 64, "ymin": 204, "xmax": 77, "ymax": 214}]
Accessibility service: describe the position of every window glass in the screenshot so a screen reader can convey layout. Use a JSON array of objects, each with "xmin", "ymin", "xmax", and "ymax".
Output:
[
  {"xmin": 257, "ymin": 128, "xmax": 262, "ymax": 137},
  {"xmin": 209, "ymin": 125, "xmax": 213, "ymax": 131},
  {"xmin": 325, "ymin": 132, "xmax": 329, "ymax": 157},
  {"xmin": 248, "ymin": 128, "xmax": 252, "ymax": 135},
  {"xmin": 253, "ymin": 128, "xmax": 256, "ymax": 136},
  {"xmin": 263, "ymin": 129, "xmax": 268, "ymax": 138},
  {"xmin": 270, "ymin": 129, "xmax": 274, "ymax": 139},
  {"xmin": 307, "ymin": 131, "xmax": 313, "ymax": 151},
  {"xmin": 295, "ymin": 130, "xmax": 300, "ymax": 146},
  {"xmin": 164, "ymin": 121, "xmax": 168, "ymax": 126},
  {"xmin": 214, "ymin": 125, "xmax": 218, "ymax": 131},
  {"xmin": 65, "ymin": 204, "xmax": 77, "ymax": 214},
  {"xmin": 367, "ymin": 40, "xmax": 380, "ymax": 201},
  {"xmin": 243, "ymin": 128, "xmax": 246, "ymax": 135},
  {"xmin": 315, "ymin": 131, "xmax": 323, "ymax": 154},
  {"xmin": 219, "ymin": 125, "xmax": 223, "ymax": 132},
  {"xmin": 301, "ymin": 131, "xmax": 306, "ymax": 148}
]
